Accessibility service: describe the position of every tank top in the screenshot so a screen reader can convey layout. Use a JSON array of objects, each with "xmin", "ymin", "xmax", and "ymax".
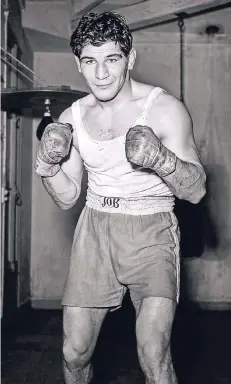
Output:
[{"xmin": 71, "ymin": 87, "xmax": 173, "ymax": 199}]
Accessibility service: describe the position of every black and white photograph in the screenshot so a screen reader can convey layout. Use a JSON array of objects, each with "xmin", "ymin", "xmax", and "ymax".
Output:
[{"xmin": 1, "ymin": 1, "xmax": 231, "ymax": 383}]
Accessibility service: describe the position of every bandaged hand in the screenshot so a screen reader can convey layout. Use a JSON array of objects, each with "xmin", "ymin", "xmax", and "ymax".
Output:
[
  {"xmin": 35, "ymin": 122, "xmax": 73, "ymax": 177},
  {"xmin": 125, "ymin": 125, "xmax": 177, "ymax": 177}
]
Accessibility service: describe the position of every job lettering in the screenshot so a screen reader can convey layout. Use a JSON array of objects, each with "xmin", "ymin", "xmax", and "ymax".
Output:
[{"xmin": 102, "ymin": 197, "xmax": 120, "ymax": 208}]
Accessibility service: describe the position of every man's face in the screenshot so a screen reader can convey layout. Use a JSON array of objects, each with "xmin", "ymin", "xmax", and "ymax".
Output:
[{"xmin": 76, "ymin": 41, "xmax": 135, "ymax": 101}]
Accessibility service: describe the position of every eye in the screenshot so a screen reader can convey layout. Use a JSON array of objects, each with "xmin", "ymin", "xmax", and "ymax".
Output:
[
  {"xmin": 85, "ymin": 59, "xmax": 96, "ymax": 65},
  {"xmin": 106, "ymin": 58, "xmax": 118, "ymax": 63}
]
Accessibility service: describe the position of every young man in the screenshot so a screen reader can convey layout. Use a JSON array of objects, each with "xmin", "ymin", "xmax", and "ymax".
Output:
[{"xmin": 35, "ymin": 12, "xmax": 206, "ymax": 384}]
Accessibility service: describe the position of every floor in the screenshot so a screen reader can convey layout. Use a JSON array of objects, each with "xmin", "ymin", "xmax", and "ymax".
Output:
[{"xmin": 2, "ymin": 297, "xmax": 231, "ymax": 384}]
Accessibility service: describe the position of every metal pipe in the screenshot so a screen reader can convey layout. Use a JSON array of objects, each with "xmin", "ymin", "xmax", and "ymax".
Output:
[
  {"xmin": 1, "ymin": 56, "xmax": 38, "ymax": 86},
  {"xmin": 178, "ymin": 16, "xmax": 185, "ymax": 104},
  {"xmin": 1, "ymin": 47, "xmax": 50, "ymax": 86},
  {"xmin": 3, "ymin": 4, "xmax": 9, "ymax": 88},
  {"xmin": 1, "ymin": 0, "xmax": 9, "ymax": 319}
]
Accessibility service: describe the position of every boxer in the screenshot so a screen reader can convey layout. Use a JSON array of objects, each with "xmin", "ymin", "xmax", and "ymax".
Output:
[{"xmin": 35, "ymin": 11, "xmax": 206, "ymax": 384}]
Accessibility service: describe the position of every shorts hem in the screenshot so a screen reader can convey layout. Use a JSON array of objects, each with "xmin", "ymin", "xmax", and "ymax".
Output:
[
  {"xmin": 62, "ymin": 284, "xmax": 126, "ymax": 308},
  {"xmin": 61, "ymin": 301, "xmax": 123, "ymax": 308},
  {"xmin": 61, "ymin": 291, "xmax": 125, "ymax": 308},
  {"xmin": 130, "ymin": 293, "xmax": 179, "ymax": 304}
]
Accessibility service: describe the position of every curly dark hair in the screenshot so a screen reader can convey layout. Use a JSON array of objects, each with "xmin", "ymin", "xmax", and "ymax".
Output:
[{"xmin": 70, "ymin": 12, "xmax": 133, "ymax": 58}]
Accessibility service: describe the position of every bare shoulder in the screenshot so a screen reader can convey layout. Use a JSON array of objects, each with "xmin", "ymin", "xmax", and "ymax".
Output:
[
  {"xmin": 148, "ymin": 92, "xmax": 202, "ymax": 165},
  {"xmin": 79, "ymin": 93, "xmax": 95, "ymax": 115},
  {"xmin": 132, "ymin": 79, "xmax": 155, "ymax": 100},
  {"xmin": 156, "ymin": 93, "xmax": 192, "ymax": 121},
  {"xmin": 149, "ymin": 92, "xmax": 193, "ymax": 139}
]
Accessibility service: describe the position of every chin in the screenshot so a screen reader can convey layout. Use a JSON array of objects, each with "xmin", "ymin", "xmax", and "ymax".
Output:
[
  {"xmin": 90, "ymin": 82, "xmax": 122, "ymax": 101},
  {"xmin": 94, "ymin": 90, "xmax": 117, "ymax": 102}
]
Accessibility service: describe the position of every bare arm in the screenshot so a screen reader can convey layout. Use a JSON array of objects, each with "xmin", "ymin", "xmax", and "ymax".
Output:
[
  {"xmin": 42, "ymin": 146, "xmax": 83, "ymax": 210},
  {"xmin": 41, "ymin": 107, "xmax": 84, "ymax": 210},
  {"xmin": 152, "ymin": 94, "xmax": 206, "ymax": 204},
  {"xmin": 126, "ymin": 94, "xmax": 206, "ymax": 204}
]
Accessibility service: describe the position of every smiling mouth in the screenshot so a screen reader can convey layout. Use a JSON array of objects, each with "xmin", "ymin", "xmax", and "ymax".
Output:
[{"xmin": 96, "ymin": 83, "xmax": 112, "ymax": 88}]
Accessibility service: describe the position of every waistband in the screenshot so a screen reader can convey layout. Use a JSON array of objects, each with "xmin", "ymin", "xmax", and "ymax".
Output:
[{"xmin": 86, "ymin": 189, "xmax": 175, "ymax": 215}]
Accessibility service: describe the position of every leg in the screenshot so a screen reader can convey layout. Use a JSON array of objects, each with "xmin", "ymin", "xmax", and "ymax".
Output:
[
  {"xmin": 133, "ymin": 297, "xmax": 178, "ymax": 384},
  {"xmin": 63, "ymin": 305, "xmax": 109, "ymax": 384}
]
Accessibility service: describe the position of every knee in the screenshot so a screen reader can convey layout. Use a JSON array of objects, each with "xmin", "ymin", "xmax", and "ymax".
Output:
[
  {"xmin": 63, "ymin": 333, "xmax": 92, "ymax": 370},
  {"xmin": 137, "ymin": 338, "xmax": 169, "ymax": 363},
  {"xmin": 136, "ymin": 327, "xmax": 171, "ymax": 362}
]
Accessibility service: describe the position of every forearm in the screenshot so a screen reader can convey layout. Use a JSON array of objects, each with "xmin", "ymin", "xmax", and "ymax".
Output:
[
  {"xmin": 125, "ymin": 109, "xmax": 207, "ymax": 204},
  {"xmin": 42, "ymin": 168, "xmax": 81, "ymax": 210},
  {"xmin": 161, "ymin": 157, "xmax": 206, "ymax": 204},
  {"xmin": 126, "ymin": 126, "xmax": 206, "ymax": 203}
]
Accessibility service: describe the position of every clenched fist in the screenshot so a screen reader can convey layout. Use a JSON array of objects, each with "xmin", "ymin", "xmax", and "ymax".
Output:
[
  {"xmin": 125, "ymin": 125, "xmax": 177, "ymax": 177},
  {"xmin": 35, "ymin": 122, "xmax": 73, "ymax": 177}
]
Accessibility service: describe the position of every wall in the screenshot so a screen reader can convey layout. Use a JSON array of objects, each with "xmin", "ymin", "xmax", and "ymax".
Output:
[
  {"xmin": 182, "ymin": 34, "xmax": 231, "ymax": 308},
  {"xmin": 1, "ymin": 0, "xmax": 33, "ymax": 310},
  {"xmin": 134, "ymin": 32, "xmax": 231, "ymax": 308},
  {"xmin": 23, "ymin": 2, "xmax": 231, "ymax": 308},
  {"xmin": 13, "ymin": 9, "xmax": 34, "ymax": 308}
]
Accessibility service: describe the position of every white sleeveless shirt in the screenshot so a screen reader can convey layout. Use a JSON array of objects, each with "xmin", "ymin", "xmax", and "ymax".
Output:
[{"xmin": 71, "ymin": 87, "xmax": 173, "ymax": 199}]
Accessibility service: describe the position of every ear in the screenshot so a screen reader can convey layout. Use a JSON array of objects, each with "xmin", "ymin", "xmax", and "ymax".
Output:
[
  {"xmin": 128, "ymin": 48, "xmax": 136, "ymax": 70},
  {"xmin": 74, "ymin": 56, "xmax": 82, "ymax": 73}
]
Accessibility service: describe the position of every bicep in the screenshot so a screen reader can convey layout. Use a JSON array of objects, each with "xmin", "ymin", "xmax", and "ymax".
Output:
[
  {"xmin": 159, "ymin": 97, "xmax": 202, "ymax": 166},
  {"xmin": 61, "ymin": 145, "xmax": 83, "ymax": 188},
  {"xmin": 58, "ymin": 106, "xmax": 79, "ymax": 151}
]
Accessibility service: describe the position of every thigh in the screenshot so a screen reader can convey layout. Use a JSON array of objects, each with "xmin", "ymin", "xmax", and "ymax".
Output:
[
  {"xmin": 133, "ymin": 297, "xmax": 176, "ymax": 343},
  {"xmin": 62, "ymin": 207, "xmax": 124, "ymax": 308},
  {"xmin": 111, "ymin": 212, "xmax": 180, "ymax": 303},
  {"xmin": 63, "ymin": 306, "xmax": 109, "ymax": 356}
]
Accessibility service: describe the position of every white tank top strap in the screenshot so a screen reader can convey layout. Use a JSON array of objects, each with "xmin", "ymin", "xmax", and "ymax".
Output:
[
  {"xmin": 134, "ymin": 87, "xmax": 166, "ymax": 126},
  {"xmin": 71, "ymin": 99, "xmax": 85, "ymax": 151},
  {"xmin": 71, "ymin": 100, "xmax": 81, "ymax": 133}
]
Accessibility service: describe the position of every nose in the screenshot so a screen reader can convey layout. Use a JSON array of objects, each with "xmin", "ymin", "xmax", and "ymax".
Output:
[{"xmin": 95, "ymin": 62, "xmax": 109, "ymax": 80}]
